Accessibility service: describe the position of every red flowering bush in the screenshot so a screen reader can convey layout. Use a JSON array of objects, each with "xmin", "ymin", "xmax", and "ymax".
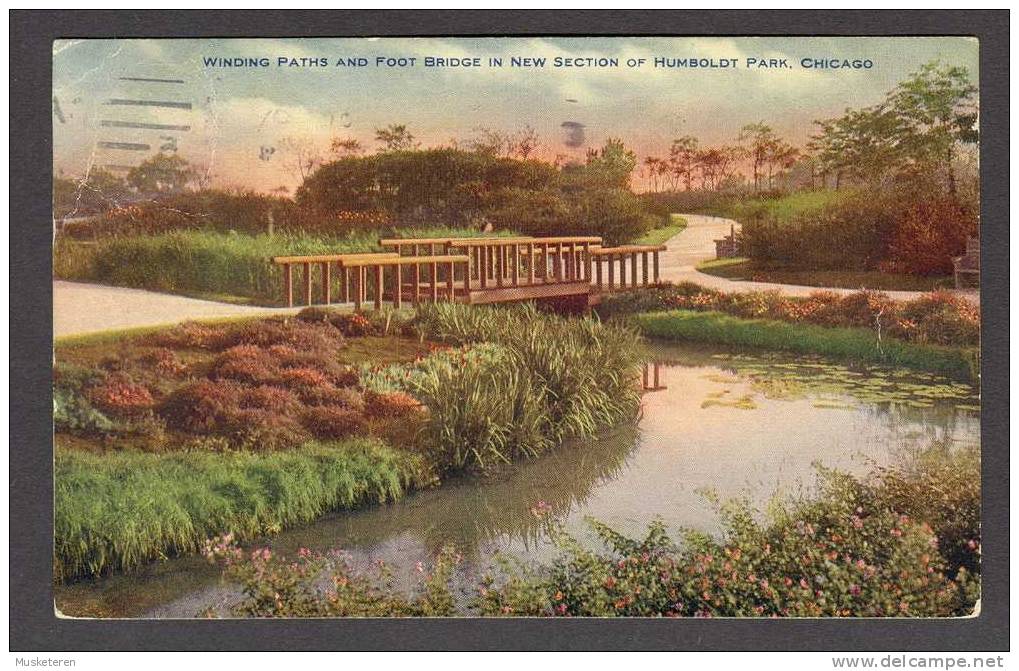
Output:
[
  {"xmin": 226, "ymin": 407, "xmax": 311, "ymax": 451},
  {"xmin": 892, "ymin": 291, "xmax": 981, "ymax": 346},
  {"xmin": 301, "ymin": 405, "xmax": 367, "ymax": 439},
  {"xmin": 160, "ymin": 379, "xmax": 240, "ymax": 431},
  {"xmin": 278, "ymin": 367, "xmax": 331, "ymax": 390},
  {"xmin": 299, "ymin": 385, "xmax": 365, "ymax": 411},
  {"xmin": 87, "ymin": 374, "xmax": 155, "ymax": 417},
  {"xmin": 237, "ymin": 385, "xmax": 302, "ymax": 414},
  {"xmin": 140, "ymin": 348, "xmax": 189, "ymax": 377},
  {"xmin": 364, "ymin": 391, "xmax": 422, "ymax": 419},
  {"xmin": 881, "ymin": 197, "xmax": 977, "ymax": 276},
  {"xmin": 210, "ymin": 345, "xmax": 279, "ymax": 385},
  {"xmin": 150, "ymin": 321, "xmax": 232, "ymax": 350},
  {"xmin": 332, "ymin": 313, "xmax": 376, "ymax": 337}
]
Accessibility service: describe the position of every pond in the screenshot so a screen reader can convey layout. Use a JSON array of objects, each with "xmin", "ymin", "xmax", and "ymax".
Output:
[{"xmin": 55, "ymin": 341, "xmax": 980, "ymax": 618}]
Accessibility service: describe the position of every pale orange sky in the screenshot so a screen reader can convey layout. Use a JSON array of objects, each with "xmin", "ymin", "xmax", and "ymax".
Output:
[{"xmin": 53, "ymin": 36, "xmax": 979, "ymax": 193}]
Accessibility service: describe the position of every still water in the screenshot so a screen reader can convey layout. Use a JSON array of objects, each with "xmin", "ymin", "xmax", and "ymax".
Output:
[{"xmin": 55, "ymin": 342, "xmax": 980, "ymax": 618}]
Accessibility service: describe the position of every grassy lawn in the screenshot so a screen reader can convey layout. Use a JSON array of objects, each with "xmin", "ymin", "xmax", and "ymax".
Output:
[
  {"xmin": 635, "ymin": 215, "xmax": 687, "ymax": 246},
  {"xmin": 631, "ymin": 309, "xmax": 978, "ymax": 382},
  {"xmin": 696, "ymin": 257, "xmax": 955, "ymax": 292},
  {"xmin": 715, "ymin": 189, "xmax": 851, "ymax": 222}
]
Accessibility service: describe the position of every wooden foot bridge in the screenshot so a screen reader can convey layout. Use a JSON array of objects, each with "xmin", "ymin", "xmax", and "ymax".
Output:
[{"xmin": 272, "ymin": 235, "xmax": 666, "ymax": 310}]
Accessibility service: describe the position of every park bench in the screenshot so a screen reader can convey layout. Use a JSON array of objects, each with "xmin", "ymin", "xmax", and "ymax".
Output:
[{"xmin": 953, "ymin": 237, "xmax": 979, "ymax": 289}]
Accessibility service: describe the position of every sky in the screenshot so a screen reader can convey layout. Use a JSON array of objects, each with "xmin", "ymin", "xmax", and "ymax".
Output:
[{"xmin": 52, "ymin": 36, "xmax": 979, "ymax": 193}]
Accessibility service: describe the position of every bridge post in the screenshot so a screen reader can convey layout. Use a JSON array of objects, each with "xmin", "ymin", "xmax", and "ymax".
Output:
[
  {"xmin": 283, "ymin": 263, "xmax": 293, "ymax": 307},
  {"xmin": 619, "ymin": 255, "xmax": 627, "ymax": 289},
  {"xmin": 496, "ymin": 243, "xmax": 504, "ymax": 287},
  {"xmin": 340, "ymin": 265, "xmax": 348, "ymax": 303},
  {"xmin": 354, "ymin": 268, "xmax": 363, "ymax": 310},
  {"xmin": 583, "ymin": 243, "xmax": 592, "ymax": 282},
  {"xmin": 374, "ymin": 265, "xmax": 383, "ymax": 310},
  {"xmin": 321, "ymin": 262, "xmax": 331, "ymax": 304},
  {"xmin": 631, "ymin": 252, "xmax": 638, "ymax": 286},
  {"xmin": 447, "ymin": 261, "xmax": 455, "ymax": 300},
  {"xmin": 527, "ymin": 243, "xmax": 535, "ymax": 284},
  {"xmin": 607, "ymin": 254, "xmax": 615, "ymax": 290},
  {"xmin": 303, "ymin": 262, "xmax": 313, "ymax": 305},
  {"xmin": 430, "ymin": 262, "xmax": 439, "ymax": 302},
  {"xmin": 595, "ymin": 253, "xmax": 602, "ymax": 289},
  {"xmin": 653, "ymin": 250, "xmax": 660, "ymax": 282},
  {"xmin": 464, "ymin": 257, "xmax": 472, "ymax": 292},
  {"xmin": 641, "ymin": 252, "xmax": 649, "ymax": 285},
  {"xmin": 394, "ymin": 264, "xmax": 402, "ymax": 309},
  {"xmin": 511, "ymin": 244, "xmax": 519, "ymax": 286}
]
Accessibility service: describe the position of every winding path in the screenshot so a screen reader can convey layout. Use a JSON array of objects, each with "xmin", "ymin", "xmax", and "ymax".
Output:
[
  {"xmin": 660, "ymin": 214, "xmax": 979, "ymax": 303},
  {"xmin": 54, "ymin": 216, "xmax": 976, "ymax": 337},
  {"xmin": 53, "ymin": 281, "xmax": 300, "ymax": 338}
]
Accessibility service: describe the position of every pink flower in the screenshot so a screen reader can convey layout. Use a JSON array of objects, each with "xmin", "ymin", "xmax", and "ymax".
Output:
[
  {"xmin": 849, "ymin": 584, "xmax": 861, "ymax": 596},
  {"xmin": 800, "ymin": 578, "xmax": 810, "ymax": 589}
]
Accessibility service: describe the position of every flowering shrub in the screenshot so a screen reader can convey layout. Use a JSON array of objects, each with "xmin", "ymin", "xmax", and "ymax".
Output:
[
  {"xmin": 150, "ymin": 321, "xmax": 233, "ymax": 351},
  {"xmin": 204, "ymin": 541, "xmax": 456, "ymax": 617},
  {"xmin": 299, "ymin": 385, "xmax": 366, "ymax": 411},
  {"xmin": 139, "ymin": 347, "xmax": 189, "ymax": 377},
  {"xmin": 363, "ymin": 391, "xmax": 422, "ymax": 419},
  {"xmin": 478, "ymin": 464, "xmax": 979, "ymax": 618},
  {"xmin": 161, "ymin": 379, "xmax": 244, "ymax": 433},
  {"xmin": 331, "ymin": 313, "xmax": 376, "ymax": 337},
  {"xmin": 86, "ymin": 374, "xmax": 155, "ymax": 417},
  {"xmin": 881, "ymin": 197, "xmax": 978, "ymax": 276},
  {"xmin": 277, "ymin": 367, "xmax": 331, "ymax": 390},
  {"xmin": 301, "ymin": 406, "xmax": 368, "ymax": 439}
]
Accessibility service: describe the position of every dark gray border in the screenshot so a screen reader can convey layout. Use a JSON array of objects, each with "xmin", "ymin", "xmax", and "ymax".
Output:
[{"xmin": 10, "ymin": 10, "xmax": 1009, "ymax": 652}]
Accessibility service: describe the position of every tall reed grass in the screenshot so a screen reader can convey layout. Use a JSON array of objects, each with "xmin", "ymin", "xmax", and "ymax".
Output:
[
  {"xmin": 54, "ymin": 439, "xmax": 424, "ymax": 580},
  {"xmin": 410, "ymin": 304, "xmax": 646, "ymax": 472}
]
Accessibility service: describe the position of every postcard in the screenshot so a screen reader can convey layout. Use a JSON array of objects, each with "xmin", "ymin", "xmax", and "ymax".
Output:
[{"xmin": 49, "ymin": 35, "xmax": 983, "ymax": 622}]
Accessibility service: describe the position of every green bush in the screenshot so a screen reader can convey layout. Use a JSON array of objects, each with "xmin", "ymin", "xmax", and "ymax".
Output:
[
  {"xmin": 54, "ymin": 439, "xmax": 426, "ymax": 580},
  {"xmin": 740, "ymin": 191, "xmax": 898, "ymax": 271}
]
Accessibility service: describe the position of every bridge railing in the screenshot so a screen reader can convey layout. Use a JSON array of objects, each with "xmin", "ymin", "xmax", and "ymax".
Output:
[
  {"xmin": 590, "ymin": 244, "xmax": 665, "ymax": 292},
  {"xmin": 271, "ymin": 236, "xmax": 665, "ymax": 308}
]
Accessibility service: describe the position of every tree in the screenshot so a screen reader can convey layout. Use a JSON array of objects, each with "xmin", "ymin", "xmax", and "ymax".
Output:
[
  {"xmin": 888, "ymin": 61, "xmax": 978, "ymax": 197},
  {"xmin": 509, "ymin": 125, "xmax": 542, "ymax": 160},
  {"xmin": 278, "ymin": 136, "xmax": 324, "ymax": 181},
  {"xmin": 575, "ymin": 138, "xmax": 637, "ymax": 189},
  {"xmin": 53, "ymin": 167, "xmax": 129, "ymax": 216},
  {"xmin": 125, "ymin": 153, "xmax": 196, "ymax": 193},
  {"xmin": 809, "ymin": 61, "xmax": 978, "ymax": 195},
  {"xmin": 374, "ymin": 124, "xmax": 419, "ymax": 152},
  {"xmin": 668, "ymin": 136, "xmax": 699, "ymax": 191},
  {"xmin": 739, "ymin": 122, "xmax": 779, "ymax": 192},
  {"xmin": 330, "ymin": 136, "xmax": 364, "ymax": 157}
]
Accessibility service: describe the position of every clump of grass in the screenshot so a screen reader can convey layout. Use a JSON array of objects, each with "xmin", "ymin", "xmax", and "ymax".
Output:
[
  {"xmin": 54, "ymin": 439, "xmax": 426, "ymax": 581},
  {"xmin": 409, "ymin": 303, "xmax": 646, "ymax": 473},
  {"xmin": 632, "ymin": 309, "xmax": 978, "ymax": 382}
]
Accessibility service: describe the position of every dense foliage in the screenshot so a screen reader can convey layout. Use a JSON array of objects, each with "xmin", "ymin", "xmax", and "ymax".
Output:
[
  {"xmin": 598, "ymin": 282, "xmax": 980, "ymax": 348},
  {"xmin": 208, "ymin": 444, "xmax": 979, "ymax": 618}
]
